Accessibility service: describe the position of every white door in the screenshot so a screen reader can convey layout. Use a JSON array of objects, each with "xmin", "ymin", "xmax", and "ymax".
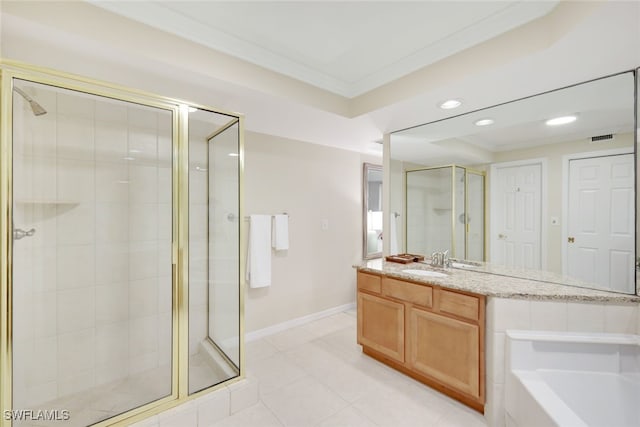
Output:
[
  {"xmin": 491, "ymin": 163, "xmax": 542, "ymax": 269},
  {"xmin": 567, "ymin": 154, "xmax": 634, "ymax": 292}
]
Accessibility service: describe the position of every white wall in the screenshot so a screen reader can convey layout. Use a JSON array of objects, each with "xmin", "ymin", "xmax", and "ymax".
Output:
[{"xmin": 244, "ymin": 131, "xmax": 378, "ymax": 332}]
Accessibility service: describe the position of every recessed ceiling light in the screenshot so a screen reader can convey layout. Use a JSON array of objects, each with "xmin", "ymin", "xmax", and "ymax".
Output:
[
  {"xmin": 438, "ymin": 99, "xmax": 463, "ymax": 110},
  {"xmin": 474, "ymin": 118, "xmax": 494, "ymax": 126},
  {"xmin": 228, "ymin": 153, "xmax": 239, "ymax": 157},
  {"xmin": 545, "ymin": 115, "xmax": 577, "ymax": 126}
]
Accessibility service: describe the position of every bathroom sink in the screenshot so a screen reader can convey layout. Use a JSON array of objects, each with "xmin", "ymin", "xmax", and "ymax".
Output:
[{"xmin": 402, "ymin": 269, "xmax": 448, "ymax": 278}]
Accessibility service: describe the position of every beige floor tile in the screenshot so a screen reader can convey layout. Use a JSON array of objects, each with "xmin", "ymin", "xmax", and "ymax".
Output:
[
  {"xmin": 261, "ymin": 376, "xmax": 349, "ymax": 427},
  {"xmin": 317, "ymin": 406, "xmax": 379, "ymax": 427},
  {"xmin": 247, "ymin": 352, "xmax": 308, "ymax": 396},
  {"xmin": 209, "ymin": 402, "xmax": 283, "ymax": 427}
]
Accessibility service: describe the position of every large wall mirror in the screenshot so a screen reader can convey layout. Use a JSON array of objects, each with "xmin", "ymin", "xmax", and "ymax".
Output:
[{"xmin": 389, "ymin": 70, "xmax": 638, "ymax": 295}]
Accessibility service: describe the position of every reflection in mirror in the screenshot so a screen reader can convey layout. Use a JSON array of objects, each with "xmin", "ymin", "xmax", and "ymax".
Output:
[
  {"xmin": 363, "ymin": 163, "xmax": 383, "ymax": 259},
  {"xmin": 390, "ymin": 71, "xmax": 636, "ymax": 294},
  {"xmin": 406, "ymin": 165, "xmax": 485, "ymax": 261}
]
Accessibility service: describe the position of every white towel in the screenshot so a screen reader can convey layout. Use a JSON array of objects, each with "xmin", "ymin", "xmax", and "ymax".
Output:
[
  {"xmin": 390, "ymin": 215, "xmax": 399, "ymax": 255},
  {"xmin": 246, "ymin": 215, "xmax": 272, "ymax": 288},
  {"xmin": 272, "ymin": 214, "xmax": 289, "ymax": 250}
]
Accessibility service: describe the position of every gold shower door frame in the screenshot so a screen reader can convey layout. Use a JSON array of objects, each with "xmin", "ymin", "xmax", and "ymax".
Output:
[{"xmin": 0, "ymin": 60, "xmax": 245, "ymax": 427}]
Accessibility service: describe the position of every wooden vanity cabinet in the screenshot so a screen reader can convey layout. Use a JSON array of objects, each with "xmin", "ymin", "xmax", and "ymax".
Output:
[{"xmin": 356, "ymin": 271, "xmax": 485, "ymax": 412}]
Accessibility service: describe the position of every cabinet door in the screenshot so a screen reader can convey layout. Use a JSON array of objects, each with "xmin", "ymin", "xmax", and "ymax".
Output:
[
  {"xmin": 408, "ymin": 307, "xmax": 480, "ymax": 398},
  {"xmin": 357, "ymin": 292, "xmax": 405, "ymax": 363}
]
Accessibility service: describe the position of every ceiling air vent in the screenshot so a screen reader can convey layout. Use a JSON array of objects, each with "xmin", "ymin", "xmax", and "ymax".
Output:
[{"xmin": 590, "ymin": 134, "xmax": 615, "ymax": 143}]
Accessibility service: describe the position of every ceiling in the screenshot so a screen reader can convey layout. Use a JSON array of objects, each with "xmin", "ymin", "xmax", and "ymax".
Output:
[
  {"xmin": 89, "ymin": 0, "xmax": 558, "ymax": 98},
  {"xmin": 1, "ymin": 1, "xmax": 639, "ymax": 156}
]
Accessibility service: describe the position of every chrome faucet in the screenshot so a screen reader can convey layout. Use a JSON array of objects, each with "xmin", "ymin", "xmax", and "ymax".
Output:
[{"xmin": 431, "ymin": 250, "xmax": 451, "ymax": 268}]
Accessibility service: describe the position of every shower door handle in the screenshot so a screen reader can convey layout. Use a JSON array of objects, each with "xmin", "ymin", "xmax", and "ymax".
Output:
[{"xmin": 13, "ymin": 228, "xmax": 36, "ymax": 240}]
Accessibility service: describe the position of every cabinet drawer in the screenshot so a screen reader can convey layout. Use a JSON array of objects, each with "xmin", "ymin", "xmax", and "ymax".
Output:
[
  {"xmin": 358, "ymin": 272, "xmax": 381, "ymax": 294},
  {"xmin": 382, "ymin": 277, "xmax": 433, "ymax": 308},
  {"xmin": 439, "ymin": 290, "xmax": 479, "ymax": 322}
]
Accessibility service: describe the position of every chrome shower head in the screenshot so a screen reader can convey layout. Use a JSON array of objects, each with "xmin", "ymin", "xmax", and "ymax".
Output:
[{"xmin": 13, "ymin": 86, "xmax": 47, "ymax": 116}]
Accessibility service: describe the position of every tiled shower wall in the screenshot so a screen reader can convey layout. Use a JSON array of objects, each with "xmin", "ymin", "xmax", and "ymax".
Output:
[{"xmin": 12, "ymin": 85, "xmax": 172, "ymax": 408}]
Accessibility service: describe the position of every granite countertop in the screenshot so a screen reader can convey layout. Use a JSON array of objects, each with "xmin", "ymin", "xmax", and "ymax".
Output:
[{"xmin": 355, "ymin": 258, "xmax": 640, "ymax": 303}]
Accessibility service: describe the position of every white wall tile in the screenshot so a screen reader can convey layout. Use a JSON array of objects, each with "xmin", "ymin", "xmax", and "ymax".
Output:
[
  {"xmin": 158, "ymin": 276, "xmax": 173, "ymax": 314},
  {"xmin": 604, "ymin": 303, "xmax": 638, "ymax": 334},
  {"xmin": 57, "ymin": 369, "xmax": 95, "ymax": 398},
  {"xmin": 486, "ymin": 332, "xmax": 506, "ymax": 385},
  {"xmin": 57, "ymin": 287, "xmax": 95, "ymax": 333},
  {"xmin": 228, "ymin": 378, "xmax": 259, "ymax": 414},
  {"xmin": 128, "ymin": 108, "xmax": 159, "ymax": 130},
  {"xmin": 157, "ymin": 204, "xmax": 172, "ymax": 242},
  {"xmin": 157, "ymin": 243, "xmax": 172, "ymax": 278},
  {"xmin": 57, "ymin": 158, "xmax": 95, "ymax": 202},
  {"xmin": 30, "ymin": 336, "xmax": 58, "ymax": 386},
  {"xmin": 491, "ymin": 298, "xmax": 531, "ymax": 332},
  {"xmin": 96, "ymin": 283, "xmax": 129, "ymax": 325},
  {"xmin": 158, "ymin": 402, "xmax": 197, "ymax": 427},
  {"xmin": 97, "ymin": 203, "xmax": 129, "ymax": 243},
  {"xmin": 129, "ymin": 128, "xmax": 158, "ymax": 163},
  {"xmin": 57, "ymin": 92, "xmax": 94, "ymax": 119},
  {"xmin": 130, "ymin": 315, "xmax": 159, "ymax": 358},
  {"xmin": 129, "ymin": 352, "xmax": 159, "ymax": 375},
  {"xmin": 567, "ymin": 302, "xmax": 605, "ymax": 332},
  {"xmin": 96, "ymin": 162, "xmax": 129, "ymax": 202},
  {"xmin": 31, "ymin": 246, "xmax": 57, "ymax": 292},
  {"xmin": 32, "ymin": 291, "xmax": 57, "ymax": 338},
  {"xmin": 189, "ymin": 172, "xmax": 207, "ymax": 205},
  {"xmin": 57, "ymin": 328, "xmax": 95, "ymax": 379},
  {"xmin": 130, "ymin": 203, "xmax": 158, "ymax": 242},
  {"xmin": 129, "ymin": 242, "xmax": 159, "ymax": 280},
  {"xmin": 530, "ymin": 301, "xmax": 568, "ymax": 331},
  {"xmin": 130, "ymin": 278, "xmax": 159, "ymax": 319},
  {"xmin": 56, "ymin": 203, "xmax": 95, "ymax": 246},
  {"xmin": 57, "ymin": 244, "xmax": 95, "ymax": 289},
  {"xmin": 57, "ymin": 115, "xmax": 94, "ymax": 161},
  {"xmin": 129, "ymin": 165, "xmax": 158, "ymax": 203},
  {"xmin": 95, "ymin": 122, "xmax": 128, "ymax": 163},
  {"xmin": 197, "ymin": 388, "xmax": 230, "ymax": 425},
  {"xmin": 27, "ymin": 380, "xmax": 58, "ymax": 407},
  {"xmin": 96, "ymin": 322, "xmax": 129, "ymax": 365},
  {"xmin": 157, "ymin": 312, "xmax": 172, "ymax": 366},
  {"xmin": 95, "ymin": 244, "xmax": 129, "ymax": 285},
  {"xmin": 157, "ymin": 167, "xmax": 172, "ymax": 203},
  {"xmin": 95, "ymin": 101, "xmax": 127, "ymax": 124}
]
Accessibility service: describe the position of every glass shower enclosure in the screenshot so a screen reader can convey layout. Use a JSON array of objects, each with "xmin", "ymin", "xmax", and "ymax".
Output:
[
  {"xmin": 0, "ymin": 62, "xmax": 244, "ymax": 427},
  {"xmin": 405, "ymin": 165, "xmax": 485, "ymax": 261}
]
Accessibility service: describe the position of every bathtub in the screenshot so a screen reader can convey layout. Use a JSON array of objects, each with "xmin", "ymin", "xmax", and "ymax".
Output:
[{"xmin": 505, "ymin": 330, "xmax": 639, "ymax": 427}]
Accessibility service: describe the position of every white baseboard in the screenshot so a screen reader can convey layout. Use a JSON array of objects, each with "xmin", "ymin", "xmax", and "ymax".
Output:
[{"xmin": 245, "ymin": 302, "xmax": 356, "ymax": 342}]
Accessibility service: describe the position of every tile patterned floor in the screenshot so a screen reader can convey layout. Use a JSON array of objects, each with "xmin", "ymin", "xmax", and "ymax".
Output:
[{"xmin": 212, "ymin": 309, "xmax": 487, "ymax": 427}]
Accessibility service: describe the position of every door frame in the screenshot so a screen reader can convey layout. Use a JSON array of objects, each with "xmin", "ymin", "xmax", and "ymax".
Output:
[
  {"xmin": 561, "ymin": 148, "xmax": 634, "ymax": 275},
  {"xmin": 489, "ymin": 158, "xmax": 548, "ymax": 270}
]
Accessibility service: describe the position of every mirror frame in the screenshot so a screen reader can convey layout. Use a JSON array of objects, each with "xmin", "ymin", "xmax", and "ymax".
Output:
[{"xmin": 363, "ymin": 162, "xmax": 383, "ymax": 259}]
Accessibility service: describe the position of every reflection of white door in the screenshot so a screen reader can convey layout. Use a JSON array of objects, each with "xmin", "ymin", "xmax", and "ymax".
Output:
[
  {"xmin": 490, "ymin": 161, "xmax": 543, "ymax": 269},
  {"xmin": 567, "ymin": 154, "xmax": 634, "ymax": 292}
]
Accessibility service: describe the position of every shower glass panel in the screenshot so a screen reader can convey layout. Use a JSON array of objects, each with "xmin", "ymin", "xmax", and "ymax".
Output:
[
  {"xmin": 406, "ymin": 167, "xmax": 453, "ymax": 256},
  {"xmin": 188, "ymin": 111, "xmax": 240, "ymax": 394},
  {"xmin": 467, "ymin": 172, "xmax": 485, "ymax": 262},
  {"xmin": 10, "ymin": 79, "xmax": 173, "ymax": 426},
  {"xmin": 406, "ymin": 165, "xmax": 485, "ymax": 260}
]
